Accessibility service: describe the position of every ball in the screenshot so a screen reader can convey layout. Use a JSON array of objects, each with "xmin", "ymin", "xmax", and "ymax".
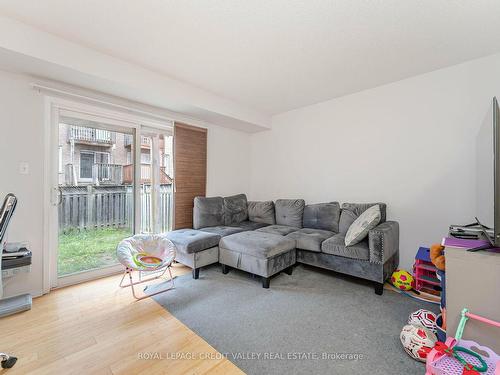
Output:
[
  {"xmin": 391, "ymin": 269, "xmax": 414, "ymax": 291},
  {"xmin": 408, "ymin": 309, "xmax": 437, "ymax": 333},
  {"xmin": 400, "ymin": 324, "xmax": 437, "ymax": 362}
]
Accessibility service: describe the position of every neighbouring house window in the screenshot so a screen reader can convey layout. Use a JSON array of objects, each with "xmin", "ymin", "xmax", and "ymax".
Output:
[
  {"xmin": 58, "ymin": 146, "xmax": 63, "ymax": 173},
  {"xmin": 80, "ymin": 151, "xmax": 110, "ymax": 180},
  {"xmin": 141, "ymin": 151, "xmax": 151, "ymax": 164},
  {"xmin": 80, "ymin": 152, "xmax": 94, "ymax": 179},
  {"xmin": 126, "ymin": 151, "xmax": 132, "ymax": 164},
  {"xmin": 94, "ymin": 151, "xmax": 110, "ymax": 165}
]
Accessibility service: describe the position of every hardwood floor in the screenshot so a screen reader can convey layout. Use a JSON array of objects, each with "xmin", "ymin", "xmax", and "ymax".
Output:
[{"xmin": 0, "ymin": 264, "xmax": 244, "ymax": 375}]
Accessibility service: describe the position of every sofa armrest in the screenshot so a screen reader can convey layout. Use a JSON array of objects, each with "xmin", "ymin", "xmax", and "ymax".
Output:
[{"xmin": 368, "ymin": 221, "xmax": 399, "ymax": 264}]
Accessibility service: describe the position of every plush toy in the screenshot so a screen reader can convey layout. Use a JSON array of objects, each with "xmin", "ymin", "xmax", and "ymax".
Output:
[{"xmin": 430, "ymin": 244, "xmax": 445, "ymax": 271}]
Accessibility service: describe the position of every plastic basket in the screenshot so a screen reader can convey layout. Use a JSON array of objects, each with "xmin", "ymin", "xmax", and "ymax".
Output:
[{"xmin": 426, "ymin": 337, "xmax": 499, "ymax": 375}]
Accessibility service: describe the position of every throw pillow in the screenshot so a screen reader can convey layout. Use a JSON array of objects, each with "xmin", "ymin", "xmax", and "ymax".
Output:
[
  {"xmin": 345, "ymin": 205, "xmax": 381, "ymax": 246},
  {"xmin": 339, "ymin": 209, "xmax": 358, "ymax": 234}
]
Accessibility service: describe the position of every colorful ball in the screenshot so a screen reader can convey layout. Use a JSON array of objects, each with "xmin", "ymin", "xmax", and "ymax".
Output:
[
  {"xmin": 400, "ymin": 324, "xmax": 437, "ymax": 362},
  {"xmin": 408, "ymin": 309, "xmax": 437, "ymax": 333},
  {"xmin": 391, "ymin": 269, "xmax": 414, "ymax": 291}
]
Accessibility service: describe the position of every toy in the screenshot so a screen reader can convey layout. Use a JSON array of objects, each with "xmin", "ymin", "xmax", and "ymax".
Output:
[
  {"xmin": 426, "ymin": 309, "xmax": 500, "ymax": 375},
  {"xmin": 414, "ymin": 247, "xmax": 441, "ymax": 295},
  {"xmin": 409, "ymin": 309, "xmax": 438, "ymax": 333},
  {"xmin": 391, "ymin": 269, "xmax": 414, "ymax": 291},
  {"xmin": 400, "ymin": 324, "xmax": 437, "ymax": 362},
  {"xmin": 133, "ymin": 252, "xmax": 164, "ymax": 268},
  {"xmin": 430, "ymin": 244, "xmax": 446, "ymax": 271}
]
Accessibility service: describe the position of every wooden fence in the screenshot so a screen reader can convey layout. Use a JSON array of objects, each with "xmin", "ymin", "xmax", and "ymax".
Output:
[{"xmin": 59, "ymin": 185, "xmax": 172, "ymax": 233}]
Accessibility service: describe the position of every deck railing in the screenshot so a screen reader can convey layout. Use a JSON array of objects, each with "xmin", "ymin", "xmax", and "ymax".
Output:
[
  {"xmin": 64, "ymin": 163, "xmax": 123, "ymax": 185},
  {"xmin": 94, "ymin": 163, "xmax": 123, "ymax": 184},
  {"xmin": 69, "ymin": 126, "xmax": 115, "ymax": 144},
  {"xmin": 123, "ymin": 164, "xmax": 171, "ymax": 184},
  {"xmin": 123, "ymin": 134, "xmax": 152, "ymax": 147}
]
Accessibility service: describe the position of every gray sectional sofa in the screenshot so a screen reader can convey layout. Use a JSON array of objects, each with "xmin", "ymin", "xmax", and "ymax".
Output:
[{"xmin": 164, "ymin": 194, "xmax": 399, "ymax": 294}]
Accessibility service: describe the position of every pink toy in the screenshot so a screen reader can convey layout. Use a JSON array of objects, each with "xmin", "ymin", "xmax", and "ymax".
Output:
[
  {"xmin": 426, "ymin": 309, "xmax": 500, "ymax": 375},
  {"xmin": 414, "ymin": 247, "xmax": 441, "ymax": 294}
]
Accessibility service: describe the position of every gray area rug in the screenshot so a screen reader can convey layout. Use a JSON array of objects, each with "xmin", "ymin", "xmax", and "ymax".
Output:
[{"xmin": 153, "ymin": 264, "xmax": 437, "ymax": 375}]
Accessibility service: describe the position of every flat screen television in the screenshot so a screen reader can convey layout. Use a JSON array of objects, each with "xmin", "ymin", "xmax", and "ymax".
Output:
[{"xmin": 475, "ymin": 97, "xmax": 500, "ymax": 248}]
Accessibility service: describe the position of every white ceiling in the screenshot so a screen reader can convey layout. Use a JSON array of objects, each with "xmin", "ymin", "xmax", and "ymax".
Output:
[{"xmin": 1, "ymin": 0, "xmax": 500, "ymax": 115}]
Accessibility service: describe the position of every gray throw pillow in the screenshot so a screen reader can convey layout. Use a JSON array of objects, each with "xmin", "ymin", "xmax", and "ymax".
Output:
[
  {"xmin": 224, "ymin": 194, "xmax": 248, "ymax": 225},
  {"xmin": 248, "ymin": 201, "xmax": 276, "ymax": 224},
  {"xmin": 302, "ymin": 202, "xmax": 340, "ymax": 232},
  {"xmin": 275, "ymin": 199, "xmax": 305, "ymax": 228},
  {"xmin": 339, "ymin": 209, "xmax": 358, "ymax": 234},
  {"xmin": 345, "ymin": 205, "xmax": 381, "ymax": 246}
]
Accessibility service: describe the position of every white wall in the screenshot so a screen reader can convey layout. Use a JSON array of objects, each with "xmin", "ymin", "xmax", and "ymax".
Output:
[
  {"xmin": 250, "ymin": 53, "xmax": 500, "ymax": 270},
  {"xmin": 0, "ymin": 69, "xmax": 252, "ymax": 298},
  {"xmin": 207, "ymin": 125, "xmax": 251, "ymax": 197},
  {"xmin": 0, "ymin": 72, "xmax": 45, "ymax": 298}
]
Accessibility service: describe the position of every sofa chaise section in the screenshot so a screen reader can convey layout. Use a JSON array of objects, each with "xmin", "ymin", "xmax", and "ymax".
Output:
[{"xmin": 163, "ymin": 229, "xmax": 221, "ymax": 279}]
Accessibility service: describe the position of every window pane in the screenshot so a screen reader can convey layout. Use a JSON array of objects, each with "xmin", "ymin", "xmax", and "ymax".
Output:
[{"xmin": 80, "ymin": 152, "xmax": 94, "ymax": 179}]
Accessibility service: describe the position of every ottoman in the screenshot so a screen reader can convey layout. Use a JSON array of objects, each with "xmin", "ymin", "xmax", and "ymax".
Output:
[
  {"xmin": 163, "ymin": 229, "xmax": 221, "ymax": 279},
  {"xmin": 219, "ymin": 231, "xmax": 296, "ymax": 288}
]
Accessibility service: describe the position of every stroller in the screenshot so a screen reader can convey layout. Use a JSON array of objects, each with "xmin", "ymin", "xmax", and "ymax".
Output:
[{"xmin": 0, "ymin": 193, "xmax": 18, "ymax": 369}]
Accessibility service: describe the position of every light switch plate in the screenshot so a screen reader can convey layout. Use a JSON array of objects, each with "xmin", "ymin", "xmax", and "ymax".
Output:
[{"xmin": 19, "ymin": 162, "xmax": 29, "ymax": 175}]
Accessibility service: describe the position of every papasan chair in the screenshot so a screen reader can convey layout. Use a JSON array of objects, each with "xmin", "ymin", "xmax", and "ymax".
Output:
[{"xmin": 117, "ymin": 234, "xmax": 176, "ymax": 300}]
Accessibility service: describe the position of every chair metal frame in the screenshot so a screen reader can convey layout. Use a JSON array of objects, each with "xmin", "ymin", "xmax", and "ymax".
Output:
[{"xmin": 119, "ymin": 263, "xmax": 175, "ymax": 301}]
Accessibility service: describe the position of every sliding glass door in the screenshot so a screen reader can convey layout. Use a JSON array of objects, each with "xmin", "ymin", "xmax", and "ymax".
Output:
[
  {"xmin": 49, "ymin": 103, "xmax": 174, "ymax": 288},
  {"xmin": 55, "ymin": 116, "xmax": 136, "ymax": 284}
]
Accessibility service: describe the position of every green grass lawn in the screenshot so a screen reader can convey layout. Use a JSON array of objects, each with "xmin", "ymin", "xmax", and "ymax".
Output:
[{"xmin": 58, "ymin": 227, "xmax": 132, "ymax": 276}]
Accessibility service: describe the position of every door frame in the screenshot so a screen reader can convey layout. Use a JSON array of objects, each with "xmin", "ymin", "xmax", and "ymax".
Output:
[{"xmin": 43, "ymin": 96, "xmax": 173, "ymax": 292}]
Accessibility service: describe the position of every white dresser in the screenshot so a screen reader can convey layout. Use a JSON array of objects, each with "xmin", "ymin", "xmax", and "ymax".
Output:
[{"xmin": 445, "ymin": 248, "xmax": 500, "ymax": 352}]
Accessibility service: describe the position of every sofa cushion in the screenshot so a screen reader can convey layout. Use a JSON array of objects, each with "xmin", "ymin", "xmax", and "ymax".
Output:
[
  {"xmin": 248, "ymin": 201, "xmax": 276, "ymax": 224},
  {"xmin": 286, "ymin": 228, "xmax": 335, "ymax": 252},
  {"xmin": 339, "ymin": 209, "xmax": 358, "ymax": 234},
  {"xmin": 345, "ymin": 205, "xmax": 381, "ymax": 246},
  {"xmin": 220, "ymin": 231, "xmax": 295, "ymax": 258},
  {"xmin": 224, "ymin": 194, "xmax": 248, "ymax": 226},
  {"xmin": 321, "ymin": 233, "xmax": 370, "ymax": 260},
  {"xmin": 193, "ymin": 196, "xmax": 225, "ymax": 229},
  {"xmin": 232, "ymin": 220, "xmax": 269, "ymax": 231},
  {"xmin": 303, "ymin": 202, "xmax": 340, "ymax": 232},
  {"xmin": 275, "ymin": 199, "xmax": 305, "ymax": 228},
  {"xmin": 256, "ymin": 224, "xmax": 300, "ymax": 236},
  {"xmin": 163, "ymin": 229, "xmax": 221, "ymax": 254},
  {"xmin": 199, "ymin": 226, "xmax": 245, "ymax": 237}
]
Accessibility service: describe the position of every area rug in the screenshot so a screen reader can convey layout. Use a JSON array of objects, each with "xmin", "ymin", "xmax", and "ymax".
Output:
[{"xmin": 153, "ymin": 264, "xmax": 437, "ymax": 375}]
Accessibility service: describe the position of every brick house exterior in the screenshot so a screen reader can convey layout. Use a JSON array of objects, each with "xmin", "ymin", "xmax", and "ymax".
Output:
[{"xmin": 58, "ymin": 120, "xmax": 172, "ymax": 186}]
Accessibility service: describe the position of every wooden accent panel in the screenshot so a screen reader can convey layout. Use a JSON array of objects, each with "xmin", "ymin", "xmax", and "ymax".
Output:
[{"xmin": 173, "ymin": 123, "xmax": 207, "ymax": 229}]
